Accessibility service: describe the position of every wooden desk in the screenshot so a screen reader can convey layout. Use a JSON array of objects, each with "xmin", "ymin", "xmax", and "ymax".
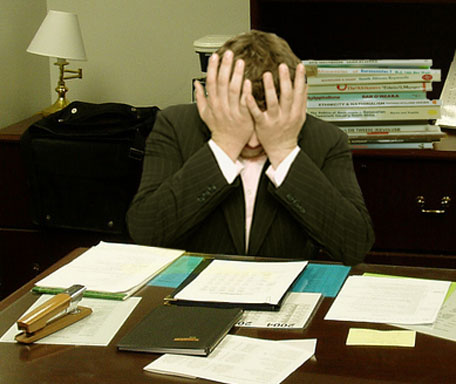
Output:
[{"xmin": 1, "ymin": 249, "xmax": 456, "ymax": 383}]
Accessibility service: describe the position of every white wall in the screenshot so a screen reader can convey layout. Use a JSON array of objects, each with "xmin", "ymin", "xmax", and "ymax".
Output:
[
  {"xmin": 46, "ymin": 0, "xmax": 250, "ymax": 108},
  {"xmin": 0, "ymin": 0, "xmax": 50, "ymax": 127},
  {"xmin": 0, "ymin": 0, "xmax": 249, "ymax": 127}
]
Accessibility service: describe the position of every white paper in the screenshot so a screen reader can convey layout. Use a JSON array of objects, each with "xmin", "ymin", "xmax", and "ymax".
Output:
[
  {"xmin": 394, "ymin": 290, "xmax": 456, "ymax": 341},
  {"xmin": 0, "ymin": 295, "xmax": 141, "ymax": 346},
  {"xmin": 325, "ymin": 275, "xmax": 450, "ymax": 324},
  {"xmin": 36, "ymin": 241, "xmax": 184, "ymax": 294},
  {"xmin": 144, "ymin": 334, "xmax": 316, "ymax": 384},
  {"xmin": 236, "ymin": 292, "xmax": 321, "ymax": 329},
  {"xmin": 175, "ymin": 260, "xmax": 308, "ymax": 305},
  {"xmin": 437, "ymin": 51, "xmax": 456, "ymax": 128}
]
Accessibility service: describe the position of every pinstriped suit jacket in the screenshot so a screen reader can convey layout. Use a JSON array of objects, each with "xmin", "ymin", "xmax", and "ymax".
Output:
[{"xmin": 126, "ymin": 103, "xmax": 374, "ymax": 265}]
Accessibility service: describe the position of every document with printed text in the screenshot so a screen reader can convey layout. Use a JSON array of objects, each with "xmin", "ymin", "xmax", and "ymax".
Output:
[
  {"xmin": 35, "ymin": 242, "xmax": 184, "ymax": 299},
  {"xmin": 173, "ymin": 259, "xmax": 308, "ymax": 308},
  {"xmin": 395, "ymin": 289, "xmax": 456, "ymax": 341},
  {"xmin": 325, "ymin": 275, "xmax": 450, "ymax": 324},
  {"xmin": 144, "ymin": 335, "xmax": 317, "ymax": 384},
  {"xmin": 236, "ymin": 292, "xmax": 321, "ymax": 329}
]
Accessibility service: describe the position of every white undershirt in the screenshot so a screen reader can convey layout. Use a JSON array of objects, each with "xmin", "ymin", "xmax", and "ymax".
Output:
[{"xmin": 208, "ymin": 140, "xmax": 300, "ymax": 251}]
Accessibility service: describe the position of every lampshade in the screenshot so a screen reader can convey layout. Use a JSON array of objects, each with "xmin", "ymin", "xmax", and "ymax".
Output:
[{"xmin": 27, "ymin": 10, "xmax": 87, "ymax": 61}]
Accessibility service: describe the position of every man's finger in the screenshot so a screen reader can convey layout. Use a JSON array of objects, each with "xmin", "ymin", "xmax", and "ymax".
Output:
[
  {"xmin": 246, "ymin": 89, "xmax": 264, "ymax": 123},
  {"xmin": 217, "ymin": 50, "xmax": 234, "ymax": 101},
  {"xmin": 263, "ymin": 71, "xmax": 279, "ymax": 113},
  {"xmin": 278, "ymin": 63, "xmax": 293, "ymax": 112},
  {"xmin": 240, "ymin": 78, "xmax": 251, "ymax": 109},
  {"xmin": 194, "ymin": 80, "xmax": 208, "ymax": 117},
  {"xmin": 229, "ymin": 59, "xmax": 245, "ymax": 109},
  {"xmin": 205, "ymin": 53, "xmax": 219, "ymax": 99},
  {"xmin": 293, "ymin": 63, "xmax": 307, "ymax": 100},
  {"xmin": 291, "ymin": 63, "xmax": 308, "ymax": 116}
]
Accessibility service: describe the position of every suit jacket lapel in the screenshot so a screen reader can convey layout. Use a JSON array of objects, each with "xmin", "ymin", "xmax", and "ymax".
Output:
[
  {"xmin": 248, "ymin": 166, "xmax": 278, "ymax": 255},
  {"xmin": 198, "ymin": 121, "xmax": 245, "ymax": 254},
  {"xmin": 222, "ymin": 178, "xmax": 246, "ymax": 255}
]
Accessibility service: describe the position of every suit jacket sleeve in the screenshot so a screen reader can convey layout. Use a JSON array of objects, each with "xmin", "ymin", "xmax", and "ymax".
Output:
[
  {"xmin": 126, "ymin": 104, "xmax": 239, "ymax": 247},
  {"xmin": 269, "ymin": 115, "xmax": 375, "ymax": 265}
]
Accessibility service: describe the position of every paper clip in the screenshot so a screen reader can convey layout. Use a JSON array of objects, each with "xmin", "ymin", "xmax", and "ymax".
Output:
[{"xmin": 15, "ymin": 284, "xmax": 92, "ymax": 344}]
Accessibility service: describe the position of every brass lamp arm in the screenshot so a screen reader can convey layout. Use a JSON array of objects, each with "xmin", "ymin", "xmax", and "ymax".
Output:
[
  {"xmin": 55, "ymin": 59, "xmax": 83, "ymax": 82},
  {"xmin": 63, "ymin": 68, "xmax": 83, "ymax": 80}
]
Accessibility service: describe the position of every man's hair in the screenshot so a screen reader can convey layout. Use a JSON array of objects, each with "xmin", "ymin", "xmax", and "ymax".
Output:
[{"xmin": 216, "ymin": 30, "xmax": 301, "ymax": 110}]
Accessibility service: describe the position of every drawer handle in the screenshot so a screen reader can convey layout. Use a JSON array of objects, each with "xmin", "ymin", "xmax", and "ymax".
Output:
[{"xmin": 416, "ymin": 196, "xmax": 451, "ymax": 214}]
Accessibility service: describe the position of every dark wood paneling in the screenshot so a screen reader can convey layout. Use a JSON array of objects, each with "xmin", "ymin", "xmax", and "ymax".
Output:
[
  {"xmin": 0, "ymin": 141, "xmax": 35, "ymax": 228},
  {"xmin": 250, "ymin": 0, "xmax": 456, "ymax": 99}
]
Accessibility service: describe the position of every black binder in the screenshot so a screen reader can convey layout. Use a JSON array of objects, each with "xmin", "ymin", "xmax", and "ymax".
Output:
[{"xmin": 117, "ymin": 305, "xmax": 242, "ymax": 356}]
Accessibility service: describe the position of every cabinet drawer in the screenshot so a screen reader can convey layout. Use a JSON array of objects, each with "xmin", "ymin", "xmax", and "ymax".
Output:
[
  {"xmin": 354, "ymin": 156, "xmax": 456, "ymax": 253},
  {"xmin": 0, "ymin": 141, "xmax": 35, "ymax": 228}
]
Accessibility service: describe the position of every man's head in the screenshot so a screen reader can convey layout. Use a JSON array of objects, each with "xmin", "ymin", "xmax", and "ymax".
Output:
[{"xmin": 216, "ymin": 30, "xmax": 301, "ymax": 111}]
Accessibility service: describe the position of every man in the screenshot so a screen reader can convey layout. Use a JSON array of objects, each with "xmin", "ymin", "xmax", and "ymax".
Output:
[{"xmin": 127, "ymin": 30, "xmax": 374, "ymax": 265}]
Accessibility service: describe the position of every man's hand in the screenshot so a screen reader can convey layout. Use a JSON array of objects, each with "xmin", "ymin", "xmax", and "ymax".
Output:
[
  {"xmin": 195, "ymin": 51, "xmax": 254, "ymax": 162},
  {"xmin": 246, "ymin": 63, "xmax": 307, "ymax": 168}
]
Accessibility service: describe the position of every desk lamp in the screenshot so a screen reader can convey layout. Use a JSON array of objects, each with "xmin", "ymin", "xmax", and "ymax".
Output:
[{"xmin": 27, "ymin": 10, "xmax": 87, "ymax": 116}]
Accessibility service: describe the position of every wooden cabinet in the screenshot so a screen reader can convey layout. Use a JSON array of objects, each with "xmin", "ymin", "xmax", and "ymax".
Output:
[{"xmin": 353, "ymin": 140, "xmax": 456, "ymax": 267}]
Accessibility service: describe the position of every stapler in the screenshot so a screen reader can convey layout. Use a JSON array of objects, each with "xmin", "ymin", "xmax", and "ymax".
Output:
[{"xmin": 15, "ymin": 284, "xmax": 92, "ymax": 344}]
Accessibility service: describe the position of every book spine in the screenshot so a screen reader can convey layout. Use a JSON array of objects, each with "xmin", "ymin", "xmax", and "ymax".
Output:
[
  {"xmin": 316, "ymin": 68, "xmax": 439, "ymax": 76},
  {"xmin": 302, "ymin": 59, "xmax": 433, "ymax": 68},
  {"xmin": 307, "ymin": 105, "xmax": 441, "ymax": 121},
  {"xmin": 308, "ymin": 99, "xmax": 440, "ymax": 108},
  {"xmin": 346, "ymin": 132, "xmax": 444, "ymax": 141},
  {"xmin": 351, "ymin": 142, "xmax": 434, "ymax": 149},
  {"xmin": 308, "ymin": 83, "xmax": 432, "ymax": 94},
  {"xmin": 350, "ymin": 138, "xmax": 437, "ymax": 144},
  {"xmin": 339, "ymin": 124, "xmax": 435, "ymax": 133},
  {"xmin": 308, "ymin": 92, "xmax": 426, "ymax": 101},
  {"xmin": 308, "ymin": 72, "xmax": 440, "ymax": 85}
]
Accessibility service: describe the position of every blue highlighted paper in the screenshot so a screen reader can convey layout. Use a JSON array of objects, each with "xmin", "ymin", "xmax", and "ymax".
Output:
[
  {"xmin": 148, "ymin": 257, "xmax": 350, "ymax": 296},
  {"xmin": 148, "ymin": 255, "xmax": 204, "ymax": 288},
  {"xmin": 291, "ymin": 263, "xmax": 351, "ymax": 297}
]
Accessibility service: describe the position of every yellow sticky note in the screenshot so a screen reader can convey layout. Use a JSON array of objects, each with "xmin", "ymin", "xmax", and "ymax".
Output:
[{"xmin": 346, "ymin": 328, "xmax": 416, "ymax": 347}]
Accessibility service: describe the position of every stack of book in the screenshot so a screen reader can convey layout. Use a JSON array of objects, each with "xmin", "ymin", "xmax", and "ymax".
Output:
[{"xmin": 304, "ymin": 59, "xmax": 445, "ymax": 149}]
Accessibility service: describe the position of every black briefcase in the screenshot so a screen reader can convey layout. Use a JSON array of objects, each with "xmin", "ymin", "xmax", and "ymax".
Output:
[{"xmin": 20, "ymin": 101, "xmax": 159, "ymax": 235}]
